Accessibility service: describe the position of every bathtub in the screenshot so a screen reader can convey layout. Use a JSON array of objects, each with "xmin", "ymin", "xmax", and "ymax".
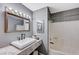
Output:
[{"xmin": 49, "ymin": 48, "xmax": 66, "ymax": 55}]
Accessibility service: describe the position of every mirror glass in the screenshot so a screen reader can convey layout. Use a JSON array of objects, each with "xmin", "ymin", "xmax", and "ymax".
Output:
[{"xmin": 5, "ymin": 12, "xmax": 30, "ymax": 33}]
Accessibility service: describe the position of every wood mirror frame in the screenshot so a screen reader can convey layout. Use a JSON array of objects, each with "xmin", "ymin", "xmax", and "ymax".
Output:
[{"xmin": 4, "ymin": 7, "xmax": 30, "ymax": 33}]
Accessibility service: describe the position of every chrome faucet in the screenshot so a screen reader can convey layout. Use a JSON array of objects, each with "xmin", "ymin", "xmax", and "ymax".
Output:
[
  {"xmin": 21, "ymin": 33, "xmax": 26, "ymax": 40},
  {"xmin": 17, "ymin": 33, "xmax": 26, "ymax": 40}
]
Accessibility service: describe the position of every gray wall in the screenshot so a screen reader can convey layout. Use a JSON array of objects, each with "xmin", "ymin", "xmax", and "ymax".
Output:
[
  {"xmin": 51, "ymin": 8, "xmax": 79, "ymax": 22},
  {"xmin": 0, "ymin": 3, "xmax": 33, "ymax": 48},
  {"xmin": 33, "ymin": 7, "xmax": 49, "ymax": 54}
]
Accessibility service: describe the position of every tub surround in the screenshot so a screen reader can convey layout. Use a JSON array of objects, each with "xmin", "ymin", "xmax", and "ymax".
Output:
[
  {"xmin": 0, "ymin": 39, "xmax": 42, "ymax": 55},
  {"xmin": 49, "ymin": 7, "xmax": 79, "ymax": 54}
]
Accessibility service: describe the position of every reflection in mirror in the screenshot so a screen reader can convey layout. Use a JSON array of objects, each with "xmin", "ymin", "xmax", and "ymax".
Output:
[
  {"xmin": 4, "ymin": 12, "xmax": 30, "ymax": 33},
  {"xmin": 8, "ymin": 15, "xmax": 23, "ymax": 32}
]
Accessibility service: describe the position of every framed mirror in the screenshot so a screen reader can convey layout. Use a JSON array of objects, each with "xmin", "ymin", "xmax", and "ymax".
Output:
[{"xmin": 4, "ymin": 7, "xmax": 30, "ymax": 33}]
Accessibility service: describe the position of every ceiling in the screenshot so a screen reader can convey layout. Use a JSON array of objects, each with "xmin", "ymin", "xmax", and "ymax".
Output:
[{"xmin": 22, "ymin": 3, "xmax": 79, "ymax": 13}]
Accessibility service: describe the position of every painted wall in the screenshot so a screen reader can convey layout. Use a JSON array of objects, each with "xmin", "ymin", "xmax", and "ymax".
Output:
[
  {"xmin": 33, "ymin": 7, "xmax": 49, "ymax": 54},
  {"xmin": 0, "ymin": 3, "xmax": 33, "ymax": 48},
  {"xmin": 51, "ymin": 8, "xmax": 79, "ymax": 22}
]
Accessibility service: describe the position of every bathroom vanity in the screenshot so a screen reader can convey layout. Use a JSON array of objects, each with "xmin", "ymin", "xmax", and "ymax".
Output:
[
  {"xmin": 0, "ymin": 39, "xmax": 42, "ymax": 55},
  {"xmin": 1, "ymin": 7, "xmax": 42, "ymax": 55}
]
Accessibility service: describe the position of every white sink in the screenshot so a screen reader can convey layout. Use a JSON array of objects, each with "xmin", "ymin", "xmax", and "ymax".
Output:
[{"xmin": 11, "ymin": 38, "xmax": 37, "ymax": 49}]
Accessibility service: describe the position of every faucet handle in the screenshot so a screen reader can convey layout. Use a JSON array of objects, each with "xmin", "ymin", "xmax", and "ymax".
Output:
[
  {"xmin": 24, "ymin": 34, "xmax": 26, "ymax": 39},
  {"xmin": 17, "ymin": 37, "xmax": 20, "ymax": 40}
]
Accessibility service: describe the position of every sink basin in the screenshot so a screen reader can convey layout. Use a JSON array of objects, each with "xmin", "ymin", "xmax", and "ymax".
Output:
[{"xmin": 11, "ymin": 38, "xmax": 37, "ymax": 49}]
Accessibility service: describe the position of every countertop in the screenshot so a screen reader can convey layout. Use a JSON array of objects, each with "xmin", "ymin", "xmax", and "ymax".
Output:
[{"xmin": 0, "ymin": 40, "xmax": 42, "ymax": 55}]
